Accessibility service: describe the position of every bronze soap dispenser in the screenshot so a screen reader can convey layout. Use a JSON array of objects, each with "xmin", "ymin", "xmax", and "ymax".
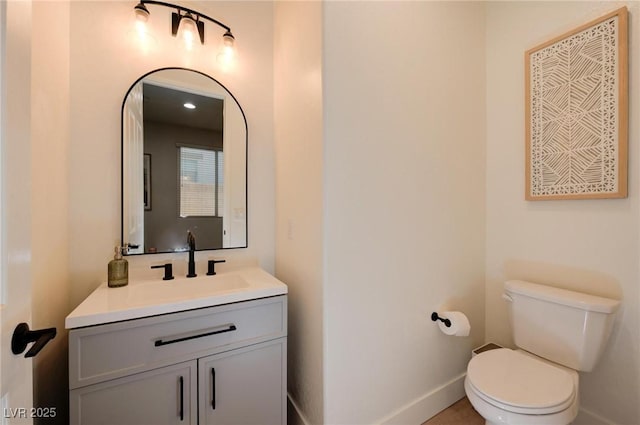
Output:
[{"xmin": 108, "ymin": 246, "xmax": 128, "ymax": 288}]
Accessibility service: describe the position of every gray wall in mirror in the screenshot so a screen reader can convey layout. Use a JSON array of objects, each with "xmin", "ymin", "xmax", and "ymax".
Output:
[{"xmin": 121, "ymin": 68, "xmax": 247, "ymax": 255}]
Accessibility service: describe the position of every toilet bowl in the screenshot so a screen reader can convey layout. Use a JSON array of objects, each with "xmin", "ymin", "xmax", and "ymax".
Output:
[{"xmin": 465, "ymin": 349, "xmax": 578, "ymax": 425}]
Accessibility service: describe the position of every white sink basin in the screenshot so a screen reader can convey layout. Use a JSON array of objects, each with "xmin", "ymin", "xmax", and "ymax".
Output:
[
  {"xmin": 66, "ymin": 267, "xmax": 287, "ymax": 329},
  {"xmin": 125, "ymin": 274, "xmax": 250, "ymax": 305}
]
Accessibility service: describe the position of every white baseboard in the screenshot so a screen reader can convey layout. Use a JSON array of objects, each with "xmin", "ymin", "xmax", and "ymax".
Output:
[
  {"xmin": 287, "ymin": 393, "xmax": 311, "ymax": 425},
  {"xmin": 574, "ymin": 407, "xmax": 617, "ymax": 425},
  {"xmin": 289, "ymin": 377, "xmax": 616, "ymax": 425},
  {"xmin": 376, "ymin": 373, "xmax": 467, "ymax": 425}
]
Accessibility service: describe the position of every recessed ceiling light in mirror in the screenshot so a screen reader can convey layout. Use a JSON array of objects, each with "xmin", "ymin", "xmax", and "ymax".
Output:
[{"xmin": 183, "ymin": 103, "xmax": 196, "ymax": 109}]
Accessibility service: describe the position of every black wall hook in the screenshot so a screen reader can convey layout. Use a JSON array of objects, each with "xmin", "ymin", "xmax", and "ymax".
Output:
[{"xmin": 431, "ymin": 312, "xmax": 451, "ymax": 328}]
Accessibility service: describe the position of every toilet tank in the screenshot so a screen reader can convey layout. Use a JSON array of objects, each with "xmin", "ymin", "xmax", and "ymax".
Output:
[{"xmin": 504, "ymin": 280, "xmax": 620, "ymax": 372}]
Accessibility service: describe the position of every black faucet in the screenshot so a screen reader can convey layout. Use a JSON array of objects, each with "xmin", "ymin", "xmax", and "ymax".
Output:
[
  {"xmin": 186, "ymin": 231, "xmax": 197, "ymax": 278},
  {"xmin": 151, "ymin": 263, "xmax": 174, "ymax": 280},
  {"xmin": 206, "ymin": 259, "xmax": 226, "ymax": 276}
]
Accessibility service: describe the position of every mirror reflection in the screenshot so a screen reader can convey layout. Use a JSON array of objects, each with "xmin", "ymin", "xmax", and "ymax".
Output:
[{"xmin": 122, "ymin": 68, "xmax": 247, "ymax": 254}]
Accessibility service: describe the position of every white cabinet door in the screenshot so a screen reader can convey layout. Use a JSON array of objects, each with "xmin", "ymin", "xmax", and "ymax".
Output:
[
  {"xmin": 198, "ymin": 339, "xmax": 286, "ymax": 425},
  {"xmin": 70, "ymin": 361, "xmax": 197, "ymax": 425}
]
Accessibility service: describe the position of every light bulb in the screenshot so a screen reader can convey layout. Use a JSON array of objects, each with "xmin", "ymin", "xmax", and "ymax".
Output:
[
  {"xmin": 134, "ymin": 2, "xmax": 150, "ymax": 23},
  {"xmin": 178, "ymin": 13, "xmax": 198, "ymax": 50},
  {"xmin": 133, "ymin": 3, "xmax": 150, "ymax": 38},
  {"xmin": 135, "ymin": 19, "xmax": 148, "ymax": 39},
  {"xmin": 217, "ymin": 31, "xmax": 235, "ymax": 65},
  {"xmin": 130, "ymin": 2, "xmax": 155, "ymax": 52}
]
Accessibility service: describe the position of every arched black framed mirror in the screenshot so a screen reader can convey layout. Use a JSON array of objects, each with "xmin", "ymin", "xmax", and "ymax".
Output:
[{"xmin": 121, "ymin": 68, "xmax": 247, "ymax": 255}]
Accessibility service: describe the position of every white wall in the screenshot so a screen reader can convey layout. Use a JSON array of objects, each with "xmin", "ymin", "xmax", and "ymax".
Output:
[
  {"xmin": 485, "ymin": 2, "xmax": 640, "ymax": 424},
  {"xmin": 273, "ymin": 2, "xmax": 324, "ymax": 425},
  {"xmin": 31, "ymin": 1, "xmax": 71, "ymax": 422},
  {"xmin": 68, "ymin": 1, "xmax": 275, "ymax": 309},
  {"xmin": 322, "ymin": 2, "xmax": 486, "ymax": 423}
]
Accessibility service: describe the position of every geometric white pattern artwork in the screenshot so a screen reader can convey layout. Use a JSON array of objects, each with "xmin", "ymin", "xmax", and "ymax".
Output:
[{"xmin": 526, "ymin": 7, "xmax": 628, "ymax": 200}]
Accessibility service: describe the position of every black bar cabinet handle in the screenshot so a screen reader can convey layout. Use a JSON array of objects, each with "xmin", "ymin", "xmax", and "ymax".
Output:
[
  {"xmin": 211, "ymin": 368, "xmax": 216, "ymax": 410},
  {"xmin": 155, "ymin": 324, "xmax": 237, "ymax": 347},
  {"xmin": 179, "ymin": 376, "xmax": 184, "ymax": 421}
]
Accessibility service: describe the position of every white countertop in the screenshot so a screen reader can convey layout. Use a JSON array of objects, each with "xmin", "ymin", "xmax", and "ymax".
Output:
[{"xmin": 66, "ymin": 267, "xmax": 288, "ymax": 329}]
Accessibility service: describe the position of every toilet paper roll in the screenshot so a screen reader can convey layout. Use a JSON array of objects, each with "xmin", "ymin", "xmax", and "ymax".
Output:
[{"xmin": 437, "ymin": 311, "xmax": 470, "ymax": 337}]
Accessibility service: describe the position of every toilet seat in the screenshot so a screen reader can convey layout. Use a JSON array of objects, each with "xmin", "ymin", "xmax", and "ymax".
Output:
[{"xmin": 466, "ymin": 349, "xmax": 576, "ymax": 415}]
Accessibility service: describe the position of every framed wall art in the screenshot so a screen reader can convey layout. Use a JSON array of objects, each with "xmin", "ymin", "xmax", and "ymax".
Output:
[{"xmin": 525, "ymin": 7, "xmax": 628, "ymax": 200}]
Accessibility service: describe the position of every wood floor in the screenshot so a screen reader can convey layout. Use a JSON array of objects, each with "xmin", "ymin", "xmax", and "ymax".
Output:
[{"xmin": 422, "ymin": 397, "xmax": 484, "ymax": 425}]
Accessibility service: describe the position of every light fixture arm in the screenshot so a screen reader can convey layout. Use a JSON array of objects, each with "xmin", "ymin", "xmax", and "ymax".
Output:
[
  {"xmin": 140, "ymin": 0, "xmax": 231, "ymax": 32},
  {"xmin": 139, "ymin": 0, "xmax": 233, "ymax": 45}
]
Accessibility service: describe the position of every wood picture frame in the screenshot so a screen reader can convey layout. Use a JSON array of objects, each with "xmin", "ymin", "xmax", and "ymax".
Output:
[{"xmin": 525, "ymin": 7, "xmax": 628, "ymax": 200}]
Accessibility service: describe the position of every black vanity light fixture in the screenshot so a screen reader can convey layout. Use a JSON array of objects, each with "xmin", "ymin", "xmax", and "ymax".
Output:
[{"xmin": 133, "ymin": 0, "xmax": 235, "ymax": 61}]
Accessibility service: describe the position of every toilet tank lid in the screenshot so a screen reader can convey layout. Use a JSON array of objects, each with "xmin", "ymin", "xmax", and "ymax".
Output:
[{"xmin": 505, "ymin": 280, "xmax": 620, "ymax": 313}]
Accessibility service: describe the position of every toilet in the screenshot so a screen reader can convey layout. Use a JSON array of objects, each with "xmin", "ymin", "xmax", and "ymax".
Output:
[{"xmin": 465, "ymin": 280, "xmax": 620, "ymax": 425}]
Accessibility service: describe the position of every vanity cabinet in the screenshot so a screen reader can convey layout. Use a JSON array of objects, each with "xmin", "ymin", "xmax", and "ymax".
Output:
[{"xmin": 69, "ymin": 296, "xmax": 287, "ymax": 425}]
